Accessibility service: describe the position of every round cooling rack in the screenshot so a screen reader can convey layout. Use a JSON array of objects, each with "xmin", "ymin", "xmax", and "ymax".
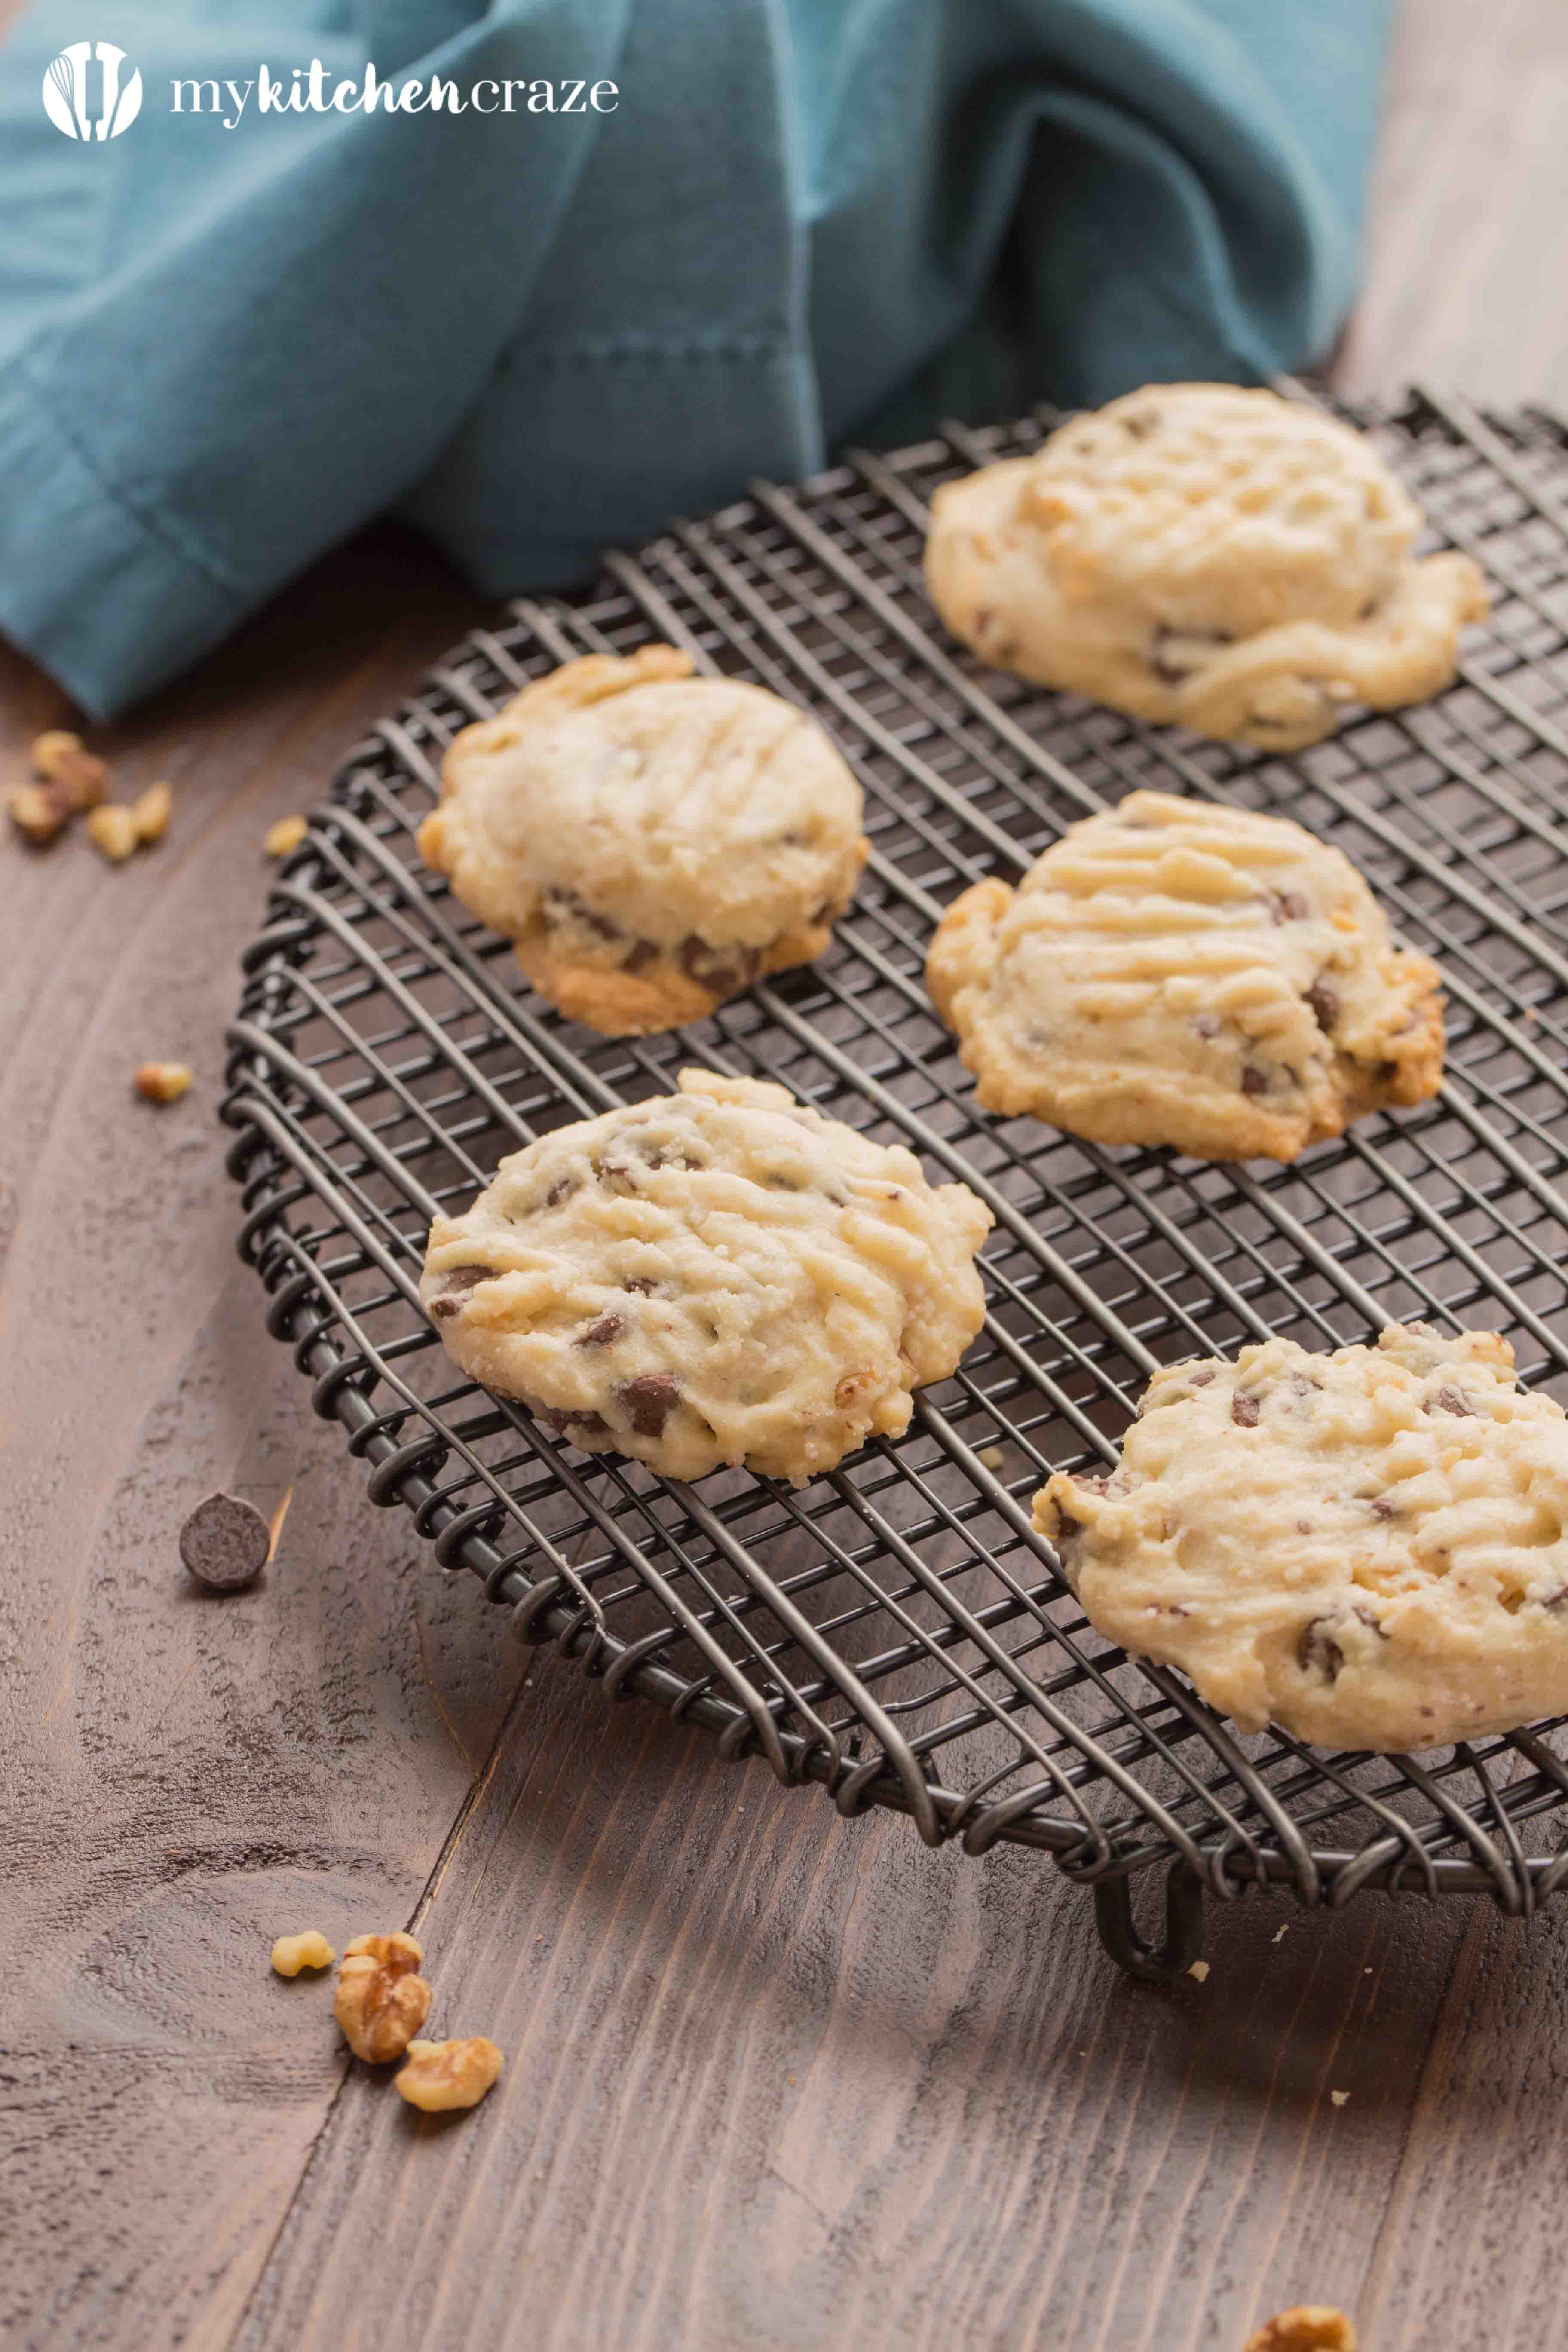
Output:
[{"xmin": 224, "ymin": 387, "xmax": 1568, "ymax": 1981}]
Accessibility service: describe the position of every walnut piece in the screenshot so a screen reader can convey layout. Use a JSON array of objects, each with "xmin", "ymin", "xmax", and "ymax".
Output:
[
  {"xmin": 132, "ymin": 781, "xmax": 172, "ymax": 844},
  {"xmin": 135, "ymin": 1061, "xmax": 193, "ymax": 1104},
  {"xmin": 394, "ymin": 2036, "xmax": 504, "ymax": 2113},
  {"xmin": 334, "ymin": 1932, "xmax": 432, "ymax": 2063},
  {"xmin": 9, "ymin": 732, "xmax": 110, "ymax": 844},
  {"xmin": 32, "ymin": 729, "xmax": 108, "ymax": 805},
  {"xmin": 271, "ymin": 1930, "xmax": 335, "ymax": 1977},
  {"xmin": 87, "ymin": 805, "xmax": 139, "ymax": 864},
  {"xmin": 7, "ymin": 784, "xmax": 68, "ymax": 845},
  {"xmin": 1243, "ymin": 2310, "xmax": 1356, "ymax": 2352},
  {"xmin": 264, "ymin": 813, "xmax": 308, "ymax": 858}
]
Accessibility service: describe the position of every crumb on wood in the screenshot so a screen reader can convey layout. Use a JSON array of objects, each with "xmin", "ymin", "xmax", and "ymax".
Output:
[
  {"xmin": 1188, "ymin": 1959, "xmax": 1210, "ymax": 1983},
  {"xmin": 134, "ymin": 1061, "xmax": 193, "ymax": 1104},
  {"xmin": 266, "ymin": 1485, "xmax": 293, "ymax": 1564},
  {"xmin": 394, "ymin": 2036, "xmax": 504, "ymax": 2113},
  {"xmin": 131, "ymin": 780, "xmax": 172, "ymax": 844},
  {"xmin": 1272, "ymin": 1923, "xmax": 1289, "ymax": 1944},
  {"xmin": 271, "ymin": 1930, "xmax": 335, "ymax": 1977},
  {"xmin": 87, "ymin": 804, "xmax": 139, "ymax": 864},
  {"xmin": 265, "ymin": 813, "xmax": 308, "ymax": 858},
  {"xmin": 1243, "ymin": 2307, "xmax": 1356, "ymax": 2352},
  {"xmin": 1330, "ymin": 2089, "xmax": 1349, "ymax": 2108}
]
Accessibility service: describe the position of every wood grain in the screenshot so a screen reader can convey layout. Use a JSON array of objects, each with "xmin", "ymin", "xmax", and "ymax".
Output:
[{"xmin": 7, "ymin": 8, "xmax": 1568, "ymax": 2348}]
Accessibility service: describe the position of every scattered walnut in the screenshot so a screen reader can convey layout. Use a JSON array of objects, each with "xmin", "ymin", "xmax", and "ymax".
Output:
[
  {"xmin": 334, "ymin": 1932, "xmax": 432, "ymax": 2063},
  {"xmin": 1243, "ymin": 2309, "xmax": 1356, "ymax": 2352},
  {"xmin": 87, "ymin": 804, "xmax": 139, "ymax": 864},
  {"xmin": 271, "ymin": 1930, "xmax": 335, "ymax": 1977},
  {"xmin": 131, "ymin": 780, "xmax": 172, "ymax": 844},
  {"xmin": 394, "ymin": 2036, "xmax": 504, "ymax": 2113},
  {"xmin": 32, "ymin": 729, "xmax": 108, "ymax": 806},
  {"xmin": 264, "ymin": 813, "xmax": 308, "ymax": 858},
  {"xmin": 7, "ymin": 783, "xmax": 70, "ymax": 845},
  {"xmin": 135, "ymin": 1061, "xmax": 193, "ymax": 1104}
]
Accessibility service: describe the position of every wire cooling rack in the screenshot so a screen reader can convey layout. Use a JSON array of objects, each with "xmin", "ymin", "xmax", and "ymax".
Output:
[{"xmin": 224, "ymin": 387, "xmax": 1568, "ymax": 1979}]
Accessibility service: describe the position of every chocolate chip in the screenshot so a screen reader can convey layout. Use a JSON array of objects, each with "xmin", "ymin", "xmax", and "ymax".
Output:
[
  {"xmin": 536, "ymin": 1405, "xmax": 609, "ymax": 1439},
  {"xmin": 179, "ymin": 1491, "xmax": 270, "ymax": 1592},
  {"xmin": 542, "ymin": 1177, "xmax": 577, "ymax": 1209},
  {"xmin": 679, "ymin": 936, "xmax": 762, "ymax": 995},
  {"xmin": 1429, "ymin": 1386, "xmax": 1474, "ymax": 1418},
  {"xmin": 1240, "ymin": 1067, "xmax": 1268, "ymax": 1096},
  {"xmin": 576, "ymin": 1313, "xmax": 625, "ymax": 1348},
  {"xmin": 429, "ymin": 1264, "xmax": 491, "ymax": 1319},
  {"xmin": 1192, "ymin": 1013, "xmax": 1222, "ymax": 1040},
  {"xmin": 1305, "ymin": 980, "xmax": 1339, "ymax": 1032},
  {"xmin": 1354, "ymin": 1603, "xmax": 1389, "ymax": 1639},
  {"xmin": 1297, "ymin": 1618, "xmax": 1344, "ymax": 1682},
  {"xmin": 544, "ymin": 883, "xmax": 621, "ymax": 943},
  {"xmin": 618, "ymin": 1373, "xmax": 680, "ymax": 1438},
  {"xmin": 596, "ymin": 1155, "xmax": 641, "ymax": 1196},
  {"xmin": 1150, "ymin": 625, "xmax": 1232, "ymax": 686},
  {"xmin": 1231, "ymin": 1393, "xmax": 1260, "ymax": 1427},
  {"xmin": 1543, "ymin": 1585, "xmax": 1568, "ymax": 1611},
  {"xmin": 622, "ymin": 1277, "xmax": 658, "ymax": 1295},
  {"xmin": 1190, "ymin": 1369, "xmax": 1216, "ymax": 1387},
  {"xmin": 1271, "ymin": 890, "xmax": 1310, "ymax": 922},
  {"xmin": 622, "ymin": 940, "xmax": 661, "ymax": 974},
  {"xmin": 1370, "ymin": 1495, "xmax": 1398, "ymax": 1519}
]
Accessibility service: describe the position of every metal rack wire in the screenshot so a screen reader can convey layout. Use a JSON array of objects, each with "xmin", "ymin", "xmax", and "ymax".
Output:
[{"xmin": 224, "ymin": 388, "xmax": 1568, "ymax": 1979}]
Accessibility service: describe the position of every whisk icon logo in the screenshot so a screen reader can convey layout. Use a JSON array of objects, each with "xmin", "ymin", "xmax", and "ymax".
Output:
[{"xmin": 42, "ymin": 40, "xmax": 143, "ymax": 138}]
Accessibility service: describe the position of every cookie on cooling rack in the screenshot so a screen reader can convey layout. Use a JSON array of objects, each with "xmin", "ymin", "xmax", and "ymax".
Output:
[
  {"xmin": 924, "ymin": 383, "xmax": 1488, "ymax": 750},
  {"xmin": 416, "ymin": 647, "xmax": 867, "ymax": 1037},
  {"xmin": 1034, "ymin": 1323, "xmax": 1568, "ymax": 1753},
  {"xmin": 419, "ymin": 1067, "xmax": 992, "ymax": 1485},
  {"xmin": 926, "ymin": 789, "xmax": 1443, "ymax": 1163}
]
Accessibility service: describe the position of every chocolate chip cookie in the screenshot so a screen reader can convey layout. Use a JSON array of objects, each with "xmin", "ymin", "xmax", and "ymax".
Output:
[
  {"xmin": 417, "ymin": 649, "xmax": 867, "ymax": 1035},
  {"xmin": 925, "ymin": 383, "xmax": 1488, "ymax": 750},
  {"xmin": 926, "ymin": 790, "xmax": 1443, "ymax": 1163},
  {"xmin": 1035, "ymin": 1324, "xmax": 1568, "ymax": 1752},
  {"xmin": 420, "ymin": 1068, "xmax": 993, "ymax": 1484}
]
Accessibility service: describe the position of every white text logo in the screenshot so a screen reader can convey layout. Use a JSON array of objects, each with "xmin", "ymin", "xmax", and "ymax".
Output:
[{"xmin": 43, "ymin": 40, "xmax": 143, "ymax": 138}]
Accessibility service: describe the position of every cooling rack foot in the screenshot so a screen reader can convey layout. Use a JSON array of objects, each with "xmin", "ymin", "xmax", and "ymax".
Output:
[{"xmin": 1093, "ymin": 1861, "xmax": 1206, "ymax": 1983}]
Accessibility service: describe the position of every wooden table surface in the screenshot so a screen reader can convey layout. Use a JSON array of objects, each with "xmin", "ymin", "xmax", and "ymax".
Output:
[{"xmin": 7, "ymin": 6, "xmax": 1568, "ymax": 2347}]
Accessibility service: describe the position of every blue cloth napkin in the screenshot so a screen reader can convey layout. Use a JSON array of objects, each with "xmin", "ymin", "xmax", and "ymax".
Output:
[{"xmin": 0, "ymin": 0, "xmax": 1390, "ymax": 717}]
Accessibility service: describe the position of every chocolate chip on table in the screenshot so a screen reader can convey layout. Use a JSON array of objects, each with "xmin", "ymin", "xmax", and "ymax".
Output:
[
  {"xmin": 576, "ymin": 1312, "xmax": 625, "ymax": 1348},
  {"xmin": 428, "ymin": 1265, "xmax": 491, "ymax": 1320},
  {"xmin": 1305, "ymin": 980, "xmax": 1339, "ymax": 1032},
  {"xmin": 180, "ymin": 1491, "xmax": 271, "ymax": 1591},
  {"xmin": 617, "ymin": 1373, "xmax": 680, "ymax": 1438},
  {"xmin": 1231, "ymin": 1393, "xmax": 1261, "ymax": 1427},
  {"xmin": 1296, "ymin": 1618, "xmax": 1345, "ymax": 1683}
]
